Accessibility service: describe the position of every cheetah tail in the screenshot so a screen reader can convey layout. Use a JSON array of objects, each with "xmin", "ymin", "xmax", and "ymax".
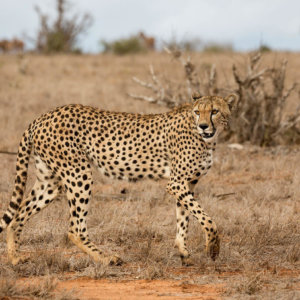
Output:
[{"xmin": 0, "ymin": 129, "xmax": 32, "ymax": 233}]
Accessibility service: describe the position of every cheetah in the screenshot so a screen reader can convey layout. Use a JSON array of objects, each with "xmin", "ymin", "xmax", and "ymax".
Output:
[{"xmin": 0, "ymin": 93, "xmax": 237, "ymax": 266}]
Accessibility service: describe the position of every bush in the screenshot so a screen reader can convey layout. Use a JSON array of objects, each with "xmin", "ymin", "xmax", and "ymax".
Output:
[
  {"xmin": 229, "ymin": 53, "xmax": 299, "ymax": 145},
  {"xmin": 35, "ymin": 0, "xmax": 92, "ymax": 53},
  {"xmin": 163, "ymin": 35, "xmax": 202, "ymax": 52},
  {"xmin": 259, "ymin": 44, "xmax": 272, "ymax": 52},
  {"xmin": 101, "ymin": 36, "xmax": 146, "ymax": 55},
  {"xmin": 203, "ymin": 42, "xmax": 233, "ymax": 53}
]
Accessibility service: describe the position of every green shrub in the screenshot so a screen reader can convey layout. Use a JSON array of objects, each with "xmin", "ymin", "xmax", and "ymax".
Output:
[
  {"xmin": 101, "ymin": 36, "xmax": 146, "ymax": 55},
  {"xmin": 203, "ymin": 42, "xmax": 233, "ymax": 53},
  {"xmin": 163, "ymin": 35, "xmax": 202, "ymax": 52},
  {"xmin": 259, "ymin": 44, "xmax": 272, "ymax": 52}
]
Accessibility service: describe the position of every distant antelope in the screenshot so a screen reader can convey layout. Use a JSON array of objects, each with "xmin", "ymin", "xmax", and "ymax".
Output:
[
  {"xmin": 0, "ymin": 40, "xmax": 10, "ymax": 52},
  {"xmin": 139, "ymin": 32, "xmax": 155, "ymax": 51},
  {"xmin": 11, "ymin": 39, "xmax": 24, "ymax": 52},
  {"xmin": 0, "ymin": 38, "xmax": 24, "ymax": 53}
]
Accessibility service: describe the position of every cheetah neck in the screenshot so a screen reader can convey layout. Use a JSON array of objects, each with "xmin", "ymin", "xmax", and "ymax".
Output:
[{"xmin": 206, "ymin": 141, "xmax": 217, "ymax": 151}]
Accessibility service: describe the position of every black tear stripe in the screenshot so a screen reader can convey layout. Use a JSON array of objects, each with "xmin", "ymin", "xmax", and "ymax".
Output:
[{"xmin": 210, "ymin": 113, "xmax": 216, "ymax": 133}]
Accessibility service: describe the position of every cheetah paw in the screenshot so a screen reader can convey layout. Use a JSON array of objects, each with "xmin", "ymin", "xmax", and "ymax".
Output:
[
  {"xmin": 10, "ymin": 254, "xmax": 30, "ymax": 266},
  {"xmin": 206, "ymin": 235, "xmax": 220, "ymax": 261},
  {"xmin": 181, "ymin": 255, "xmax": 194, "ymax": 266},
  {"xmin": 108, "ymin": 255, "xmax": 123, "ymax": 266}
]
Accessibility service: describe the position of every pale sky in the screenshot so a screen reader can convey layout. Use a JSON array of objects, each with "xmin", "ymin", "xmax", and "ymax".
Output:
[{"xmin": 1, "ymin": 0, "xmax": 300, "ymax": 52}]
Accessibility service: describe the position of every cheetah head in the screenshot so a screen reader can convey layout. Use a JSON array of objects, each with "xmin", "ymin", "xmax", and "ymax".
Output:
[{"xmin": 191, "ymin": 93, "xmax": 237, "ymax": 140}]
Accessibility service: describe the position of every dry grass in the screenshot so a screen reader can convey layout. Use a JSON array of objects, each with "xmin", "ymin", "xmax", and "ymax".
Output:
[
  {"xmin": 0, "ymin": 276, "xmax": 78, "ymax": 299},
  {"xmin": 0, "ymin": 53, "xmax": 299, "ymax": 299}
]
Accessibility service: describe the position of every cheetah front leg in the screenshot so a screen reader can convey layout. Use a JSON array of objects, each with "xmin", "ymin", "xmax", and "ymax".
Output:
[
  {"xmin": 175, "ymin": 204, "xmax": 191, "ymax": 265},
  {"xmin": 174, "ymin": 181, "xmax": 199, "ymax": 266},
  {"xmin": 171, "ymin": 181, "xmax": 220, "ymax": 263}
]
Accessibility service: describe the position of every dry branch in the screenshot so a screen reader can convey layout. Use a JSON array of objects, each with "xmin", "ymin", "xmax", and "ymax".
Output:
[
  {"xmin": 128, "ymin": 64, "xmax": 180, "ymax": 107},
  {"xmin": 128, "ymin": 48, "xmax": 219, "ymax": 108},
  {"xmin": 0, "ymin": 151, "xmax": 17, "ymax": 155}
]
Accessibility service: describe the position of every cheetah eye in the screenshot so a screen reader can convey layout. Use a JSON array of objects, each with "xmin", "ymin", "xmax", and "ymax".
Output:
[
  {"xmin": 212, "ymin": 109, "xmax": 219, "ymax": 115},
  {"xmin": 194, "ymin": 110, "xmax": 200, "ymax": 116}
]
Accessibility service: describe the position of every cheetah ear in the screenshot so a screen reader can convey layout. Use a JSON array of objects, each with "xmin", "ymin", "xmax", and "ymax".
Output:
[
  {"xmin": 224, "ymin": 94, "xmax": 238, "ymax": 111},
  {"xmin": 191, "ymin": 92, "xmax": 202, "ymax": 101}
]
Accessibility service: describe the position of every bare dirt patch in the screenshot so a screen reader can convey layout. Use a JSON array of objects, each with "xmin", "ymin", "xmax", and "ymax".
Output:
[{"xmin": 56, "ymin": 278, "xmax": 223, "ymax": 300}]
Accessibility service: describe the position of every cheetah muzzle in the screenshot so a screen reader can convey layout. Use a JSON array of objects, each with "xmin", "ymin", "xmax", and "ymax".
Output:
[
  {"xmin": 201, "ymin": 130, "xmax": 216, "ymax": 139},
  {"xmin": 0, "ymin": 94, "xmax": 237, "ymax": 266}
]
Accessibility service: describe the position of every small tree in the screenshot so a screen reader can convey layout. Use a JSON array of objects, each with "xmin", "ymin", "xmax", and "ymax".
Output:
[{"xmin": 35, "ymin": 0, "xmax": 92, "ymax": 53}]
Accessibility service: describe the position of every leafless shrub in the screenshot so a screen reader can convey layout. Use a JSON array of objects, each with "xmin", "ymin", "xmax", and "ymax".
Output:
[
  {"xmin": 128, "ymin": 64, "xmax": 180, "ymax": 107},
  {"xmin": 35, "ymin": 0, "xmax": 92, "ymax": 53},
  {"xmin": 230, "ymin": 53, "xmax": 299, "ymax": 145},
  {"xmin": 129, "ymin": 49, "xmax": 299, "ymax": 146},
  {"xmin": 128, "ymin": 49, "xmax": 220, "ymax": 107},
  {"xmin": 127, "ymin": 47, "xmax": 222, "ymax": 107}
]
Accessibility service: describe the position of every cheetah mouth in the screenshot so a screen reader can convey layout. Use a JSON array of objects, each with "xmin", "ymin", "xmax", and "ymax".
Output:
[
  {"xmin": 201, "ymin": 131, "xmax": 215, "ymax": 139},
  {"xmin": 201, "ymin": 130, "xmax": 216, "ymax": 139}
]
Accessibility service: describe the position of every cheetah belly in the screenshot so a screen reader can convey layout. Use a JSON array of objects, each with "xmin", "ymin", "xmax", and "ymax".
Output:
[{"xmin": 92, "ymin": 153, "xmax": 170, "ymax": 182}]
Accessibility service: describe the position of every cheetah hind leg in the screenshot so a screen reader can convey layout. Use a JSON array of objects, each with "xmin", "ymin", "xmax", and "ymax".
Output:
[
  {"xmin": 64, "ymin": 176, "xmax": 122, "ymax": 266},
  {"xmin": 7, "ymin": 177, "xmax": 61, "ymax": 265}
]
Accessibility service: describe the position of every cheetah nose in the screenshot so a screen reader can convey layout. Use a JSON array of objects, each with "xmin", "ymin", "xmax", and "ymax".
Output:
[{"xmin": 199, "ymin": 124, "xmax": 209, "ymax": 130}]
